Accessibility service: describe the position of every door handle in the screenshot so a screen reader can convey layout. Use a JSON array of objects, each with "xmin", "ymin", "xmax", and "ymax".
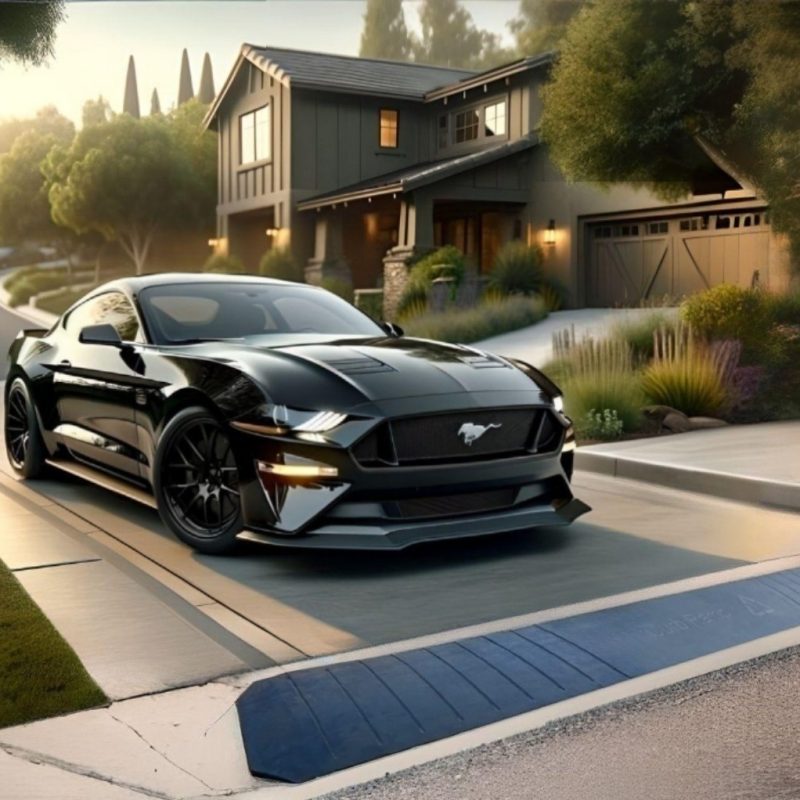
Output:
[{"xmin": 59, "ymin": 359, "xmax": 71, "ymax": 369}]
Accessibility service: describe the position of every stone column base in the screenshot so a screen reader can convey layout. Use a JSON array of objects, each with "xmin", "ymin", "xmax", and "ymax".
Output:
[{"xmin": 381, "ymin": 246, "xmax": 434, "ymax": 319}]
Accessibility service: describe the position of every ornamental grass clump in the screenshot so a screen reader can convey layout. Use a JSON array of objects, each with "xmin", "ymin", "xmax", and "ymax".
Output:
[
  {"xmin": 641, "ymin": 326, "xmax": 735, "ymax": 417},
  {"xmin": 560, "ymin": 337, "xmax": 643, "ymax": 435}
]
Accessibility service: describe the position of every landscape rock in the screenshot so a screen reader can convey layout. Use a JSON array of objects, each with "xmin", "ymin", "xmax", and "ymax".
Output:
[
  {"xmin": 663, "ymin": 411, "xmax": 692, "ymax": 433},
  {"xmin": 688, "ymin": 417, "xmax": 729, "ymax": 430}
]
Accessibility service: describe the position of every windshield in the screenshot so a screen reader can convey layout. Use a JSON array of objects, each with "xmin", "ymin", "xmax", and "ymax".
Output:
[{"xmin": 138, "ymin": 282, "xmax": 384, "ymax": 345}]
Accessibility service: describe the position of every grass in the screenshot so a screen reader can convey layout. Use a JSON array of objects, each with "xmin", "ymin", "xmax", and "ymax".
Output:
[
  {"xmin": 550, "ymin": 338, "xmax": 645, "ymax": 435},
  {"xmin": 641, "ymin": 326, "xmax": 734, "ymax": 417},
  {"xmin": 34, "ymin": 285, "xmax": 95, "ymax": 316},
  {"xmin": 402, "ymin": 294, "xmax": 548, "ymax": 343},
  {"xmin": 0, "ymin": 558, "xmax": 106, "ymax": 728},
  {"xmin": 610, "ymin": 310, "xmax": 678, "ymax": 362},
  {"xmin": 4, "ymin": 266, "xmax": 95, "ymax": 308}
]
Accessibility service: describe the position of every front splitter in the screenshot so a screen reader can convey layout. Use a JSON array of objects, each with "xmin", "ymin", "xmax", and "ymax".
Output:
[{"xmin": 236, "ymin": 497, "xmax": 591, "ymax": 550}]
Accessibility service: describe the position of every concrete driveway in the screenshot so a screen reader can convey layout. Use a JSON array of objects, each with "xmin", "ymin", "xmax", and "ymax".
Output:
[{"xmin": 476, "ymin": 307, "xmax": 677, "ymax": 367}]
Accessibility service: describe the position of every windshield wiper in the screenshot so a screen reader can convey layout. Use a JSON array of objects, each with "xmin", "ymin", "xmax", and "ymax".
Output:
[{"xmin": 166, "ymin": 337, "xmax": 246, "ymax": 346}]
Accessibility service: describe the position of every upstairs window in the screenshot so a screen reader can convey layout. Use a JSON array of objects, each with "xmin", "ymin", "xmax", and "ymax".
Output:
[
  {"xmin": 379, "ymin": 109, "xmax": 399, "ymax": 148},
  {"xmin": 454, "ymin": 109, "xmax": 479, "ymax": 143},
  {"xmin": 484, "ymin": 100, "xmax": 507, "ymax": 137},
  {"xmin": 240, "ymin": 105, "xmax": 271, "ymax": 165}
]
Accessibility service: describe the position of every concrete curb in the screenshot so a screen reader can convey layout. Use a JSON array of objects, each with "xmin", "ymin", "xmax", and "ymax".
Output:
[{"xmin": 576, "ymin": 449, "xmax": 800, "ymax": 513}]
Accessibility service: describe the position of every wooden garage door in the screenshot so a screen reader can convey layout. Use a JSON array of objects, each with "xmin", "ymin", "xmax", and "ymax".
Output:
[{"xmin": 586, "ymin": 212, "xmax": 770, "ymax": 306}]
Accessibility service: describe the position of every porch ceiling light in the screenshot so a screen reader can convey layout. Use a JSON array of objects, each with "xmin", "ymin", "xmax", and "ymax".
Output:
[
  {"xmin": 265, "ymin": 227, "xmax": 279, "ymax": 238},
  {"xmin": 545, "ymin": 219, "xmax": 556, "ymax": 246}
]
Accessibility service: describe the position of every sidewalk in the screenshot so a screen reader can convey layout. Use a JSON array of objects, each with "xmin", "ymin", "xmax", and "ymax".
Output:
[{"xmin": 577, "ymin": 421, "xmax": 800, "ymax": 512}]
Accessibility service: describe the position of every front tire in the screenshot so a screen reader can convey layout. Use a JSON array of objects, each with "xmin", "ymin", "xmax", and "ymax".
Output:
[
  {"xmin": 5, "ymin": 378, "xmax": 46, "ymax": 478},
  {"xmin": 154, "ymin": 407, "xmax": 243, "ymax": 554}
]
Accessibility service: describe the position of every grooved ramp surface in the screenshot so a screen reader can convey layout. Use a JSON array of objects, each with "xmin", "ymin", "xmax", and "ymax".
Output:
[{"xmin": 238, "ymin": 568, "xmax": 800, "ymax": 783}]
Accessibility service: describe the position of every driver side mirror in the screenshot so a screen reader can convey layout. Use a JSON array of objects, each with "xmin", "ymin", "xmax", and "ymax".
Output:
[
  {"xmin": 381, "ymin": 321, "xmax": 404, "ymax": 338},
  {"xmin": 79, "ymin": 323, "xmax": 123, "ymax": 347}
]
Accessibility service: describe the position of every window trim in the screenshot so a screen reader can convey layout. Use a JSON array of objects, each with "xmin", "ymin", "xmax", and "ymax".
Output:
[
  {"xmin": 443, "ymin": 95, "xmax": 509, "ymax": 150},
  {"xmin": 239, "ymin": 103, "xmax": 272, "ymax": 166},
  {"xmin": 378, "ymin": 108, "xmax": 399, "ymax": 150}
]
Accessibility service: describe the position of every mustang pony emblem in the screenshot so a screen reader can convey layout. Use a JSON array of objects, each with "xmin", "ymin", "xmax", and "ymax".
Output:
[{"xmin": 457, "ymin": 422, "xmax": 503, "ymax": 446}]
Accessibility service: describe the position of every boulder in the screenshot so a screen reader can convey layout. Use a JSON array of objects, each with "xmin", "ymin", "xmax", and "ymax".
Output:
[
  {"xmin": 688, "ymin": 417, "xmax": 729, "ymax": 430},
  {"xmin": 663, "ymin": 411, "xmax": 692, "ymax": 433}
]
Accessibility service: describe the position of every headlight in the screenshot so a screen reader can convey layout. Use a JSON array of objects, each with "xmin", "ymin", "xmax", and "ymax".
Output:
[
  {"xmin": 231, "ymin": 404, "xmax": 348, "ymax": 436},
  {"xmin": 553, "ymin": 395, "xmax": 564, "ymax": 414}
]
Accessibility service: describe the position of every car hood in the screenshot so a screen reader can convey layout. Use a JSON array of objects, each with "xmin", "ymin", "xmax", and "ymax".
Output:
[{"xmin": 191, "ymin": 336, "xmax": 546, "ymax": 409}]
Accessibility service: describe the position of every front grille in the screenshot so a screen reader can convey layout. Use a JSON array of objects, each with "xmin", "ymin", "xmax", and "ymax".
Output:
[
  {"xmin": 384, "ymin": 487, "xmax": 518, "ymax": 519},
  {"xmin": 353, "ymin": 407, "xmax": 563, "ymax": 467}
]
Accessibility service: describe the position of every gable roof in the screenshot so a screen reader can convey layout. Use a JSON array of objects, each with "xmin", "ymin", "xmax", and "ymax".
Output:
[
  {"xmin": 296, "ymin": 134, "xmax": 539, "ymax": 211},
  {"xmin": 204, "ymin": 45, "xmax": 555, "ymax": 129},
  {"xmin": 204, "ymin": 45, "xmax": 474, "ymax": 127}
]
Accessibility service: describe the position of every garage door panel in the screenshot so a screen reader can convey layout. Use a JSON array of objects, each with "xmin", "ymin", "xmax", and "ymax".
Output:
[
  {"xmin": 737, "ymin": 231, "xmax": 769, "ymax": 285},
  {"xmin": 643, "ymin": 240, "xmax": 671, "ymax": 299}
]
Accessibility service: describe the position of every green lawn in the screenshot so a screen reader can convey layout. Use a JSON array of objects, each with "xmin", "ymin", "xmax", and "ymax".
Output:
[
  {"xmin": 34, "ymin": 285, "xmax": 96, "ymax": 316},
  {"xmin": 0, "ymin": 559, "xmax": 106, "ymax": 728}
]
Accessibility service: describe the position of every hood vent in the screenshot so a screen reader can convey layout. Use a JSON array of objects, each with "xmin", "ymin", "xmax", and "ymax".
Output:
[
  {"xmin": 458, "ymin": 354, "xmax": 510, "ymax": 369},
  {"xmin": 324, "ymin": 355, "xmax": 396, "ymax": 375}
]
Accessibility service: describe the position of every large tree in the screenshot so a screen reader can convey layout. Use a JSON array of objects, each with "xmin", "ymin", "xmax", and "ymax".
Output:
[
  {"xmin": 0, "ymin": 0, "xmax": 65, "ymax": 65},
  {"xmin": 413, "ymin": 0, "xmax": 510, "ymax": 69},
  {"xmin": 45, "ymin": 110, "xmax": 215, "ymax": 274},
  {"xmin": 82, "ymin": 97, "xmax": 113, "ymax": 129},
  {"xmin": 510, "ymin": 0, "xmax": 583, "ymax": 55},
  {"xmin": 359, "ymin": 0, "xmax": 412, "ymax": 61},
  {"xmin": 0, "ymin": 106, "xmax": 74, "ymax": 155},
  {"xmin": 540, "ymin": 0, "xmax": 800, "ymax": 259}
]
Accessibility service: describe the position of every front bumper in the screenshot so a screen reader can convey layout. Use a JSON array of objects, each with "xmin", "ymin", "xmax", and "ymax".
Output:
[
  {"xmin": 230, "ymin": 401, "xmax": 588, "ymax": 550},
  {"xmin": 236, "ymin": 496, "xmax": 589, "ymax": 550}
]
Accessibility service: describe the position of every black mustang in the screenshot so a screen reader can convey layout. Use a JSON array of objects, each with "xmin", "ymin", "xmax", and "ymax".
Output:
[{"xmin": 4, "ymin": 274, "xmax": 588, "ymax": 553}]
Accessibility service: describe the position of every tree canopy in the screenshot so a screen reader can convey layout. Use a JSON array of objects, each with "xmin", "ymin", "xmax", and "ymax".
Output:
[
  {"xmin": 510, "ymin": 0, "xmax": 583, "ymax": 55},
  {"xmin": 0, "ymin": 0, "xmax": 65, "ymax": 65},
  {"xmin": 359, "ymin": 0, "xmax": 412, "ymax": 61},
  {"xmin": 540, "ymin": 0, "xmax": 800, "ymax": 259},
  {"xmin": 0, "ymin": 106, "xmax": 74, "ymax": 155},
  {"xmin": 45, "ymin": 108, "xmax": 216, "ymax": 274}
]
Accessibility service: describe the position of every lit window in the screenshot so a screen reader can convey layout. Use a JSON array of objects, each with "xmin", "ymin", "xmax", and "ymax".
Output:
[
  {"xmin": 380, "ymin": 109, "xmax": 398, "ymax": 148},
  {"xmin": 240, "ymin": 105, "xmax": 271, "ymax": 164},
  {"xmin": 484, "ymin": 101, "xmax": 506, "ymax": 137},
  {"xmin": 454, "ymin": 109, "xmax": 479, "ymax": 143}
]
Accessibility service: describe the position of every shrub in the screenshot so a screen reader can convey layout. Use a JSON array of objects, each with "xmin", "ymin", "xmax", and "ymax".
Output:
[
  {"xmin": 319, "ymin": 277, "xmax": 354, "ymax": 303},
  {"xmin": 579, "ymin": 409, "xmax": 625, "ymax": 440},
  {"xmin": 402, "ymin": 294, "xmax": 547, "ymax": 343},
  {"xmin": 355, "ymin": 289, "xmax": 384, "ymax": 321},
  {"xmin": 681, "ymin": 284, "xmax": 771, "ymax": 361},
  {"xmin": 5, "ymin": 268, "xmax": 73, "ymax": 307},
  {"xmin": 397, "ymin": 246, "xmax": 467, "ymax": 314},
  {"xmin": 396, "ymin": 283, "xmax": 429, "ymax": 319},
  {"xmin": 488, "ymin": 242, "xmax": 544, "ymax": 296},
  {"xmin": 560, "ymin": 338, "xmax": 644, "ymax": 434},
  {"xmin": 203, "ymin": 253, "xmax": 245, "ymax": 274},
  {"xmin": 611, "ymin": 310, "xmax": 679, "ymax": 362},
  {"xmin": 259, "ymin": 247, "xmax": 301, "ymax": 281},
  {"xmin": 640, "ymin": 327, "xmax": 736, "ymax": 417}
]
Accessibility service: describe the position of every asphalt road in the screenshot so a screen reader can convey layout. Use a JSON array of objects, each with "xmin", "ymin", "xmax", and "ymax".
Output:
[
  {"xmin": 1, "ymin": 301, "xmax": 800, "ymax": 662},
  {"xmin": 325, "ymin": 645, "xmax": 800, "ymax": 800}
]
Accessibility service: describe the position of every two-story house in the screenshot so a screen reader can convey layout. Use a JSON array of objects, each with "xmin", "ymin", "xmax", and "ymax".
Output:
[{"xmin": 204, "ymin": 45, "xmax": 790, "ymax": 316}]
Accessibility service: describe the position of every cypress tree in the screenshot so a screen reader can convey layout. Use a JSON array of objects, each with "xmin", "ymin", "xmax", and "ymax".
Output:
[{"xmin": 123, "ymin": 54, "xmax": 140, "ymax": 118}]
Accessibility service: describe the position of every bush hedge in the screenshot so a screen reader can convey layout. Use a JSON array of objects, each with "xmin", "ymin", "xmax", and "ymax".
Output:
[
  {"xmin": 488, "ymin": 242, "xmax": 544, "ymax": 296},
  {"xmin": 319, "ymin": 277, "xmax": 354, "ymax": 303},
  {"xmin": 259, "ymin": 247, "xmax": 301, "ymax": 281},
  {"xmin": 397, "ymin": 246, "xmax": 467, "ymax": 317},
  {"xmin": 203, "ymin": 253, "xmax": 245, "ymax": 274}
]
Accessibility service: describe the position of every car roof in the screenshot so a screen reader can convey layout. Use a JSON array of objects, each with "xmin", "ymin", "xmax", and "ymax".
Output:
[{"xmin": 89, "ymin": 272, "xmax": 302, "ymax": 298}]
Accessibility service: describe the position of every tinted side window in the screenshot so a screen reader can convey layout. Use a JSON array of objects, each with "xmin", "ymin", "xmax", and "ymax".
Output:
[{"xmin": 65, "ymin": 292, "xmax": 140, "ymax": 342}]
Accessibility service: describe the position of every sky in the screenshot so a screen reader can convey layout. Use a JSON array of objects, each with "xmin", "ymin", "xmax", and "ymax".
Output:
[{"xmin": 0, "ymin": 0, "xmax": 520, "ymax": 125}]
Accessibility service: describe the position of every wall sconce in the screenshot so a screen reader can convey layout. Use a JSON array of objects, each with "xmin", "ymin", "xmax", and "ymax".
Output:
[
  {"xmin": 265, "ymin": 228, "xmax": 279, "ymax": 238},
  {"xmin": 208, "ymin": 238, "xmax": 220, "ymax": 248},
  {"xmin": 544, "ymin": 219, "xmax": 556, "ymax": 246}
]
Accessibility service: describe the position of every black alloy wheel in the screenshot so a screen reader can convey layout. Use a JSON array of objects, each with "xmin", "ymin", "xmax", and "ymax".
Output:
[
  {"xmin": 4, "ymin": 378, "xmax": 46, "ymax": 478},
  {"xmin": 155, "ymin": 408, "xmax": 243, "ymax": 553}
]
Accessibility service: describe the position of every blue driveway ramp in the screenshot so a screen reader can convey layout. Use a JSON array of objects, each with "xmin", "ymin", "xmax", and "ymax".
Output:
[{"xmin": 237, "ymin": 568, "xmax": 800, "ymax": 783}]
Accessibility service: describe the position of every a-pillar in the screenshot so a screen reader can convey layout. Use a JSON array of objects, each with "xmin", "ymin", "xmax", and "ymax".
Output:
[
  {"xmin": 304, "ymin": 212, "xmax": 352, "ymax": 285},
  {"xmin": 382, "ymin": 193, "xmax": 435, "ymax": 319}
]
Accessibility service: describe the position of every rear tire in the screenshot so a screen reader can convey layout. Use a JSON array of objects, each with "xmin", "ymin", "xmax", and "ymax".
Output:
[
  {"xmin": 153, "ymin": 407, "xmax": 243, "ymax": 554},
  {"xmin": 4, "ymin": 378, "xmax": 46, "ymax": 479}
]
